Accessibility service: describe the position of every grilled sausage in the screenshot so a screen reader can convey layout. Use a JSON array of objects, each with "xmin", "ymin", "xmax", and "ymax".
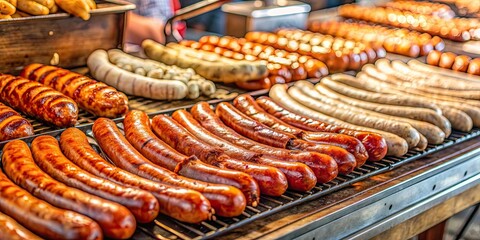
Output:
[
  {"xmin": 172, "ymin": 110, "xmax": 317, "ymax": 192},
  {"xmin": 21, "ymin": 64, "xmax": 129, "ymax": 118},
  {"xmin": 11, "ymin": 138, "xmax": 136, "ymax": 239},
  {"xmin": 33, "ymin": 135, "xmax": 159, "ymax": 223},
  {"xmin": 190, "ymin": 102, "xmax": 338, "ymax": 183},
  {"xmin": 152, "ymin": 114, "xmax": 286, "ymax": 198},
  {"xmin": 0, "ymin": 74, "xmax": 78, "ymax": 127},
  {"xmin": 60, "ymin": 128, "xmax": 212, "ymax": 224},
  {"xmin": 0, "ymin": 103, "xmax": 33, "ymax": 141},
  {"xmin": 0, "ymin": 211, "xmax": 42, "ymax": 240},
  {"xmin": 1, "ymin": 140, "xmax": 102, "ymax": 240},
  {"xmin": 92, "ymin": 118, "xmax": 246, "ymax": 217},
  {"xmin": 255, "ymin": 96, "xmax": 388, "ymax": 161},
  {"xmin": 216, "ymin": 102, "xmax": 356, "ymax": 174},
  {"xmin": 233, "ymin": 94, "xmax": 368, "ymax": 167}
]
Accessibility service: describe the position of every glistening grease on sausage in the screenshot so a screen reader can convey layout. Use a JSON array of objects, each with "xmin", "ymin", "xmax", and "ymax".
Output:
[
  {"xmin": 32, "ymin": 135, "xmax": 159, "ymax": 223},
  {"xmin": 60, "ymin": 128, "xmax": 213, "ymax": 224},
  {"xmin": 172, "ymin": 110, "xmax": 317, "ymax": 192},
  {"xmin": 233, "ymin": 94, "xmax": 369, "ymax": 167},
  {"xmin": 0, "ymin": 143, "xmax": 103, "ymax": 240},
  {"xmin": 215, "ymin": 102, "xmax": 356, "ymax": 174},
  {"xmin": 1, "ymin": 140, "xmax": 103, "ymax": 240},
  {"xmin": 152, "ymin": 114, "xmax": 287, "ymax": 198},
  {"xmin": 191, "ymin": 102, "xmax": 338, "ymax": 183},
  {"xmin": 21, "ymin": 64, "xmax": 129, "ymax": 118},
  {"xmin": 255, "ymin": 96, "xmax": 388, "ymax": 161},
  {"xmin": 92, "ymin": 118, "xmax": 246, "ymax": 217}
]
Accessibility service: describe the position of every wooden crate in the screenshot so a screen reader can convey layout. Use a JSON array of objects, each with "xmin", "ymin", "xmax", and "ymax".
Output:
[{"xmin": 0, "ymin": 1, "xmax": 135, "ymax": 74}]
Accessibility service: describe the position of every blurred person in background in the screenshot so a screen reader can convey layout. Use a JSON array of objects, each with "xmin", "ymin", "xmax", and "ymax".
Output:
[{"xmin": 124, "ymin": 0, "xmax": 183, "ymax": 45}]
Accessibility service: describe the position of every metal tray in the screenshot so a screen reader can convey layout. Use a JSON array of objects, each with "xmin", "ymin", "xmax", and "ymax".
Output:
[{"xmin": 1, "ymin": 101, "xmax": 479, "ymax": 240}]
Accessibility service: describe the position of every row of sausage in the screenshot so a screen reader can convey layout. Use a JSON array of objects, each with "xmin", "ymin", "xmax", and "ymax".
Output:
[
  {"xmin": 270, "ymin": 59, "xmax": 480, "ymax": 157},
  {"xmin": 0, "ymin": 65, "xmax": 128, "ymax": 140},
  {"xmin": 3, "ymin": 56, "xmax": 479, "ymax": 239},
  {"xmin": 0, "ymin": 93, "xmax": 395, "ymax": 239}
]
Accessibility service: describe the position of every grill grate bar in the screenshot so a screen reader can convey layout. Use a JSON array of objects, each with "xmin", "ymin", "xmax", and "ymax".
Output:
[{"xmin": 153, "ymin": 220, "xmax": 192, "ymax": 240}]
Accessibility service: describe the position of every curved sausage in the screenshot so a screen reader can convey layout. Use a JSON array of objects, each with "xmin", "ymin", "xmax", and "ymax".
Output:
[
  {"xmin": 0, "ymin": 103, "xmax": 33, "ymax": 141},
  {"xmin": 216, "ymin": 102, "xmax": 356, "ymax": 174},
  {"xmin": 172, "ymin": 110, "xmax": 317, "ymax": 192},
  {"xmin": 21, "ymin": 138, "xmax": 136, "ymax": 239},
  {"xmin": 257, "ymin": 91, "xmax": 392, "ymax": 159},
  {"xmin": 124, "ymin": 111, "xmax": 265, "ymax": 201},
  {"xmin": 1, "ymin": 140, "xmax": 103, "ymax": 240},
  {"xmin": 92, "ymin": 118, "xmax": 246, "ymax": 217},
  {"xmin": 0, "ymin": 211, "xmax": 42, "ymax": 240},
  {"xmin": 60, "ymin": 128, "xmax": 212, "ymax": 224},
  {"xmin": 128, "ymin": 114, "xmax": 260, "ymax": 202},
  {"xmin": 151, "ymin": 114, "xmax": 285, "ymax": 198},
  {"xmin": 21, "ymin": 64, "xmax": 129, "ymax": 118},
  {"xmin": 190, "ymin": 102, "xmax": 338, "ymax": 183},
  {"xmin": 32, "ymin": 135, "xmax": 159, "ymax": 223},
  {"xmin": 233, "ymin": 94, "xmax": 368, "ymax": 167},
  {"xmin": 0, "ymin": 74, "xmax": 78, "ymax": 127}
]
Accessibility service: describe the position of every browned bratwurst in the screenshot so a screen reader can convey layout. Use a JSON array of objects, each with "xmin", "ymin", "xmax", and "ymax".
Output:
[
  {"xmin": 21, "ymin": 64, "xmax": 129, "ymax": 118},
  {"xmin": 191, "ymin": 102, "xmax": 338, "ymax": 183},
  {"xmin": 0, "ymin": 74, "xmax": 78, "ymax": 127},
  {"xmin": 33, "ymin": 135, "xmax": 159, "ymax": 223},
  {"xmin": 60, "ymin": 128, "xmax": 213, "ymax": 224},
  {"xmin": 7, "ymin": 138, "xmax": 136, "ymax": 239},
  {"xmin": 152, "ymin": 114, "xmax": 287, "ymax": 197},
  {"xmin": 0, "ymin": 211, "xmax": 42, "ymax": 240},
  {"xmin": 215, "ymin": 102, "xmax": 356, "ymax": 174},
  {"xmin": 125, "ymin": 111, "xmax": 282, "ymax": 200},
  {"xmin": 172, "ymin": 110, "xmax": 317, "ymax": 192},
  {"xmin": 255, "ymin": 96, "xmax": 388, "ymax": 161},
  {"xmin": 233, "ymin": 94, "xmax": 368, "ymax": 167},
  {"xmin": 92, "ymin": 118, "xmax": 246, "ymax": 217},
  {"xmin": 1, "ymin": 140, "xmax": 102, "ymax": 240},
  {"xmin": 0, "ymin": 103, "xmax": 33, "ymax": 141}
]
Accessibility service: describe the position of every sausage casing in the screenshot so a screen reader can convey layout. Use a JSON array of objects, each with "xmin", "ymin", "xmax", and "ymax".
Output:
[
  {"xmin": 60, "ymin": 127, "xmax": 212, "ymax": 224},
  {"xmin": 21, "ymin": 64, "xmax": 129, "ymax": 118},
  {"xmin": 152, "ymin": 113, "xmax": 287, "ymax": 198},
  {"xmin": 233, "ymin": 94, "xmax": 368, "ymax": 167},
  {"xmin": 93, "ymin": 117, "xmax": 246, "ymax": 217},
  {"xmin": 0, "ymin": 74, "xmax": 78, "ymax": 127},
  {"xmin": 1, "ymin": 140, "xmax": 102, "ymax": 240},
  {"xmin": 34, "ymin": 135, "xmax": 159, "ymax": 223},
  {"xmin": 256, "ymin": 96, "xmax": 388, "ymax": 161},
  {"xmin": 0, "ymin": 103, "xmax": 33, "ymax": 141},
  {"xmin": 4, "ymin": 139, "xmax": 136, "ymax": 239},
  {"xmin": 191, "ymin": 102, "xmax": 338, "ymax": 183}
]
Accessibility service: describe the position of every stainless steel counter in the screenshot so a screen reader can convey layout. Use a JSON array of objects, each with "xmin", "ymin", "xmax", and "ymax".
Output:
[{"xmin": 220, "ymin": 136, "xmax": 480, "ymax": 239}]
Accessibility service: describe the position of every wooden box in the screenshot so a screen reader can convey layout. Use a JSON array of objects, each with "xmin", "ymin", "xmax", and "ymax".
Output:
[{"xmin": 0, "ymin": 0, "xmax": 135, "ymax": 74}]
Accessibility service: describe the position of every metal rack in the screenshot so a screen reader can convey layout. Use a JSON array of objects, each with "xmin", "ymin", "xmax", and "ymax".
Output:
[{"xmin": 1, "ymin": 101, "xmax": 479, "ymax": 240}]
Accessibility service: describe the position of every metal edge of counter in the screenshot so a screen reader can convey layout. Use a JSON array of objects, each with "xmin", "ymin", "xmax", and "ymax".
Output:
[{"xmin": 221, "ymin": 136, "xmax": 480, "ymax": 240}]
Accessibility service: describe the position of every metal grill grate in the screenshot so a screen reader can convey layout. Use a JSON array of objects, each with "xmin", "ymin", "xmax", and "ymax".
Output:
[
  {"xmin": 1, "ymin": 112, "xmax": 479, "ymax": 240},
  {"xmin": 129, "ymin": 128, "xmax": 480, "ymax": 240}
]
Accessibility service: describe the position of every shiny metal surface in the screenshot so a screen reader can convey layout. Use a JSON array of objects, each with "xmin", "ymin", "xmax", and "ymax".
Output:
[
  {"xmin": 224, "ymin": 137, "xmax": 480, "ymax": 239},
  {"xmin": 222, "ymin": 1, "xmax": 310, "ymax": 37}
]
